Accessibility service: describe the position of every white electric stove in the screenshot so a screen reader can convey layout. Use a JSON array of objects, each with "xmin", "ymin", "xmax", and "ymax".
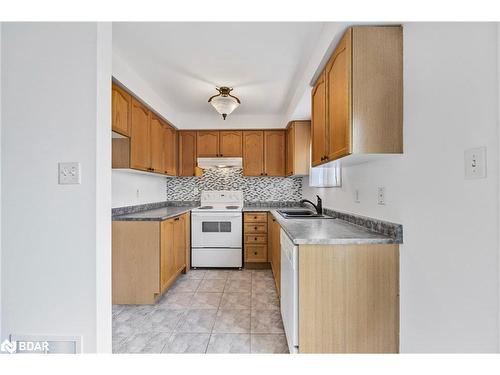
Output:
[{"xmin": 191, "ymin": 191, "xmax": 243, "ymax": 268}]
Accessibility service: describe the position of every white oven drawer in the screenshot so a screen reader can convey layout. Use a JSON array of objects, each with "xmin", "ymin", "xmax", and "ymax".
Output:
[{"xmin": 191, "ymin": 248, "xmax": 242, "ymax": 268}]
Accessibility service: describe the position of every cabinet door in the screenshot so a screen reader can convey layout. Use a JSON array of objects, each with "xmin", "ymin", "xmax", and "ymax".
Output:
[
  {"xmin": 311, "ymin": 71, "xmax": 327, "ymax": 166},
  {"xmin": 160, "ymin": 219, "xmax": 176, "ymax": 293},
  {"xmin": 243, "ymin": 131, "xmax": 264, "ymax": 176},
  {"xmin": 219, "ymin": 131, "xmax": 242, "ymax": 157},
  {"xmin": 178, "ymin": 131, "xmax": 197, "ymax": 176},
  {"xmin": 173, "ymin": 215, "xmax": 186, "ymax": 273},
  {"xmin": 150, "ymin": 114, "xmax": 164, "ymax": 173},
  {"xmin": 264, "ymin": 130, "xmax": 286, "ymax": 176},
  {"xmin": 197, "ymin": 131, "xmax": 219, "ymax": 157},
  {"xmin": 326, "ymin": 29, "xmax": 352, "ymax": 161},
  {"xmin": 286, "ymin": 125, "xmax": 294, "ymax": 176},
  {"xmin": 163, "ymin": 123, "xmax": 177, "ymax": 176},
  {"xmin": 112, "ymin": 84, "xmax": 131, "ymax": 136},
  {"xmin": 130, "ymin": 98, "xmax": 151, "ymax": 171}
]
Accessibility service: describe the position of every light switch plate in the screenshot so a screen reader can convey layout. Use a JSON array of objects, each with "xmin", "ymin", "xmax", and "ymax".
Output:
[
  {"xmin": 464, "ymin": 147, "xmax": 486, "ymax": 179},
  {"xmin": 58, "ymin": 162, "xmax": 81, "ymax": 184}
]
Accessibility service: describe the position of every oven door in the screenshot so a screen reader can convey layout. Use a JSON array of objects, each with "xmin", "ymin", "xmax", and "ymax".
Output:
[{"xmin": 191, "ymin": 212, "xmax": 242, "ymax": 248}]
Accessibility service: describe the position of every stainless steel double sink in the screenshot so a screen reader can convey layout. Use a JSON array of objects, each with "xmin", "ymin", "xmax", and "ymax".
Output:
[{"xmin": 277, "ymin": 209, "xmax": 331, "ymax": 219}]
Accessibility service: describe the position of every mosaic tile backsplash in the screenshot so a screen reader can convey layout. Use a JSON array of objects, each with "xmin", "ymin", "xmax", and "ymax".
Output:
[{"xmin": 166, "ymin": 168, "xmax": 303, "ymax": 202}]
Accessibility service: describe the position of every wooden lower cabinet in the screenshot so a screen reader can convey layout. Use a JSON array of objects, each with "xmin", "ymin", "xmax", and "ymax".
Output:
[
  {"xmin": 243, "ymin": 212, "xmax": 268, "ymax": 266},
  {"xmin": 112, "ymin": 213, "xmax": 189, "ymax": 304},
  {"xmin": 298, "ymin": 243, "xmax": 399, "ymax": 353},
  {"xmin": 268, "ymin": 213, "xmax": 281, "ymax": 296}
]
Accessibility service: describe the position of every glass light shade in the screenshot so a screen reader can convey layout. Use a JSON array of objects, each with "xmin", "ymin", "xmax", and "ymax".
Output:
[{"xmin": 210, "ymin": 95, "xmax": 240, "ymax": 116}]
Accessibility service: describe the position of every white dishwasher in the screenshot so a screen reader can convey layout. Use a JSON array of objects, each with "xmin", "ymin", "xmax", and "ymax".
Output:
[{"xmin": 280, "ymin": 229, "xmax": 299, "ymax": 354}]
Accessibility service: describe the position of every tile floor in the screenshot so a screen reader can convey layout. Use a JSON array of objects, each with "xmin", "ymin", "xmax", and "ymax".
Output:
[{"xmin": 113, "ymin": 269, "xmax": 289, "ymax": 354}]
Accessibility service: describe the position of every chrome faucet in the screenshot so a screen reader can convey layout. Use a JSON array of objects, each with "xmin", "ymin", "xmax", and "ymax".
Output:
[{"xmin": 299, "ymin": 195, "xmax": 323, "ymax": 215}]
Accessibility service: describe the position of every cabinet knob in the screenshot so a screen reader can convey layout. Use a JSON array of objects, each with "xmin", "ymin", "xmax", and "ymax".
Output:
[
  {"xmin": 254, "ymin": 237, "xmax": 257, "ymax": 240},
  {"xmin": 254, "ymin": 251, "xmax": 258, "ymax": 255},
  {"xmin": 254, "ymin": 226, "xmax": 258, "ymax": 230}
]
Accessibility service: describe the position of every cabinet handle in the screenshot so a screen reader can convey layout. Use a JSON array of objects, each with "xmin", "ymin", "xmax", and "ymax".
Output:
[
  {"xmin": 174, "ymin": 217, "xmax": 180, "ymax": 221},
  {"xmin": 220, "ymin": 154, "xmax": 223, "ymax": 157}
]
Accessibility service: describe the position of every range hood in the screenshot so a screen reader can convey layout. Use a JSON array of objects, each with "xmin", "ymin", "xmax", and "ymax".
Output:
[{"xmin": 197, "ymin": 157, "xmax": 242, "ymax": 169}]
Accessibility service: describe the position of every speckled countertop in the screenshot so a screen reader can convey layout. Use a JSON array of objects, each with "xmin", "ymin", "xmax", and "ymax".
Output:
[
  {"xmin": 112, "ymin": 205, "xmax": 197, "ymax": 221},
  {"xmin": 111, "ymin": 202, "xmax": 402, "ymax": 244},
  {"xmin": 270, "ymin": 210, "xmax": 400, "ymax": 245},
  {"xmin": 242, "ymin": 205, "xmax": 303, "ymax": 212}
]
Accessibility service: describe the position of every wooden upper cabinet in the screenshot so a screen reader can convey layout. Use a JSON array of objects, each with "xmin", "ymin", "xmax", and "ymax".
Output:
[
  {"xmin": 311, "ymin": 71, "xmax": 327, "ymax": 166},
  {"xmin": 286, "ymin": 121, "xmax": 311, "ymax": 176},
  {"xmin": 112, "ymin": 84, "xmax": 131, "ymax": 136},
  {"xmin": 197, "ymin": 131, "xmax": 219, "ymax": 157},
  {"xmin": 264, "ymin": 130, "xmax": 285, "ymax": 176},
  {"xmin": 326, "ymin": 28, "xmax": 352, "ymax": 161},
  {"xmin": 286, "ymin": 126, "xmax": 294, "ymax": 176},
  {"xmin": 178, "ymin": 131, "xmax": 197, "ymax": 176},
  {"xmin": 130, "ymin": 98, "xmax": 151, "ymax": 171},
  {"xmin": 311, "ymin": 26, "xmax": 402, "ymax": 166},
  {"xmin": 163, "ymin": 123, "xmax": 177, "ymax": 176},
  {"xmin": 351, "ymin": 26, "xmax": 403, "ymax": 154},
  {"xmin": 243, "ymin": 131, "xmax": 264, "ymax": 176},
  {"xmin": 219, "ymin": 131, "xmax": 242, "ymax": 157},
  {"xmin": 150, "ymin": 114, "xmax": 165, "ymax": 173}
]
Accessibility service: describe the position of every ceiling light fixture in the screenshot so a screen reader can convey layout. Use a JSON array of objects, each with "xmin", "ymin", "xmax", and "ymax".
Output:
[{"xmin": 208, "ymin": 87, "xmax": 241, "ymax": 120}]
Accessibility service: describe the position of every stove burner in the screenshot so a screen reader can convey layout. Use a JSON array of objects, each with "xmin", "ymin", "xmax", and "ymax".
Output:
[
  {"xmin": 198, "ymin": 206, "xmax": 214, "ymax": 209},
  {"xmin": 226, "ymin": 206, "xmax": 239, "ymax": 209}
]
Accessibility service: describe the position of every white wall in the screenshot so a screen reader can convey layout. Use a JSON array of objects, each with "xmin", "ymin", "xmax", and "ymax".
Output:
[
  {"xmin": 112, "ymin": 170, "xmax": 167, "ymax": 208},
  {"xmin": 303, "ymin": 23, "xmax": 499, "ymax": 352},
  {"xmin": 1, "ymin": 23, "xmax": 112, "ymax": 353}
]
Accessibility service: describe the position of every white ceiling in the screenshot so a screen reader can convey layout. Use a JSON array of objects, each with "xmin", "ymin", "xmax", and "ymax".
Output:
[{"xmin": 112, "ymin": 22, "xmax": 326, "ymax": 128}]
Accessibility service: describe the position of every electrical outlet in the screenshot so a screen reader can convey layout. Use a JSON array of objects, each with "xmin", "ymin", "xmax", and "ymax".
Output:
[
  {"xmin": 465, "ymin": 147, "xmax": 486, "ymax": 179},
  {"xmin": 354, "ymin": 189, "xmax": 360, "ymax": 203},
  {"xmin": 377, "ymin": 187, "xmax": 385, "ymax": 205},
  {"xmin": 58, "ymin": 162, "xmax": 81, "ymax": 184}
]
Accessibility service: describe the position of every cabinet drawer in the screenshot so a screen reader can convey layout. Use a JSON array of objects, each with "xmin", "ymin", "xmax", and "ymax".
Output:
[
  {"xmin": 244, "ymin": 223, "xmax": 267, "ymax": 234},
  {"xmin": 244, "ymin": 212, "xmax": 267, "ymax": 223},
  {"xmin": 245, "ymin": 245, "xmax": 267, "ymax": 262},
  {"xmin": 245, "ymin": 234, "xmax": 267, "ymax": 244}
]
